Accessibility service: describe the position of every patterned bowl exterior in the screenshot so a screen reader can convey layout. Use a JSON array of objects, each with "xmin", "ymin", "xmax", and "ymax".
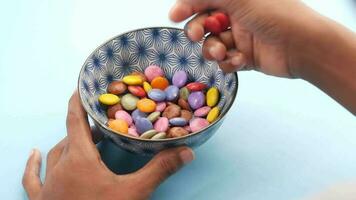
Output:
[{"xmin": 78, "ymin": 27, "xmax": 238, "ymax": 155}]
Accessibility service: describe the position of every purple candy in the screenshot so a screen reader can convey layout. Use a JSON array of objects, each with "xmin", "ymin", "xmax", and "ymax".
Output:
[
  {"xmin": 165, "ymin": 85, "xmax": 179, "ymax": 101},
  {"xmin": 169, "ymin": 117, "xmax": 188, "ymax": 126},
  {"xmin": 148, "ymin": 89, "xmax": 166, "ymax": 102},
  {"xmin": 172, "ymin": 70, "xmax": 188, "ymax": 88},
  {"xmin": 188, "ymin": 91, "xmax": 205, "ymax": 110},
  {"xmin": 131, "ymin": 109, "xmax": 147, "ymax": 122},
  {"xmin": 135, "ymin": 117, "xmax": 153, "ymax": 134}
]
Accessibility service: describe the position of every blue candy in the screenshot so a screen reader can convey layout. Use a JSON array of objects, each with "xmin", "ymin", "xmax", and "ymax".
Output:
[
  {"xmin": 131, "ymin": 109, "xmax": 147, "ymax": 122},
  {"xmin": 135, "ymin": 117, "xmax": 153, "ymax": 134},
  {"xmin": 165, "ymin": 85, "xmax": 179, "ymax": 101},
  {"xmin": 169, "ymin": 117, "xmax": 188, "ymax": 127},
  {"xmin": 148, "ymin": 89, "xmax": 166, "ymax": 102}
]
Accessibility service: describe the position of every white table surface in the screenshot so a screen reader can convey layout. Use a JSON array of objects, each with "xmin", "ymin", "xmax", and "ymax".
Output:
[{"xmin": 0, "ymin": 0, "xmax": 355, "ymax": 199}]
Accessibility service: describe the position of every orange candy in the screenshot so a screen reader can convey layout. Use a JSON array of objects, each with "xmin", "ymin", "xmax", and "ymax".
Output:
[
  {"xmin": 137, "ymin": 98, "xmax": 157, "ymax": 113},
  {"xmin": 151, "ymin": 76, "xmax": 169, "ymax": 90},
  {"xmin": 108, "ymin": 119, "xmax": 128, "ymax": 134}
]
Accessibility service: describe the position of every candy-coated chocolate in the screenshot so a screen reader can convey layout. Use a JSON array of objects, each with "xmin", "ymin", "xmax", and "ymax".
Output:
[
  {"xmin": 107, "ymin": 104, "xmax": 122, "ymax": 119},
  {"xmin": 143, "ymin": 81, "xmax": 152, "ymax": 93},
  {"xmin": 189, "ymin": 118, "xmax": 210, "ymax": 132},
  {"xmin": 167, "ymin": 127, "xmax": 189, "ymax": 138},
  {"xmin": 188, "ymin": 91, "xmax": 205, "ymax": 110},
  {"xmin": 154, "ymin": 117, "xmax": 169, "ymax": 132},
  {"xmin": 186, "ymin": 82, "xmax": 207, "ymax": 91},
  {"xmin": 131, "ymin": 109, "xmax": 147, "ymax": 122},
  {"xmin": 179, "ymin": 87, "xmax": 190, "ymax": 100},
  {"xmin": 151, "ymin": 132, "xmax": 167, "ymax": 140},
  {"xmin": 99, "ymin": 94, "xmax": 120, "ymax": 106},
  {"xmin": 121, "ymin": 94, "xmax": 139, "ymax": 111},
  {"xmin": 147, "ymin": 111, "xmax": 161, "ymax": 122},
  {"xmin": 128, "ymin": 86, "xmax": 146, "ymax": 98},
  {"xmin": 172, "ymin": 70, "xmax": 188, "ymax": 88},
  {"xmin": 162, "ymin": 104, "xmax": 181, "ymax": 119},
  {"xmin": 169, "ymin": 117, "xmax": 188, "ymax": 127},
  {"xmin": 194, "ymin": 106, "xmax": 211, "ymax": 117},
  {"xmin": 135, "ymin": 117, "xmax": 153, "ymax": 134},
  {"xmin": 148, "ymin": 89, "xmax": 166, "ymax": 102},
  {"xmin": 155, "ymin": 102, "xmax": 167, "ymax": 112},
  {"xmin": 165, "ymin": 85, "xmax": 179, "ymax": 101},
  {"xmin": 122, "ymin": 75, "xmax": 143, "ymax": 85},
  {"xmin": 108, "ymin": 119, "xmax": 128, "ymax": 134},
  {"xmin": 115, "ymin": 110, "xmax": 133, "ymax": 125},
  {"xmin": 140, "ymin": 129, "xmax": 158, "ymax": 139},
  {"xmin": 206, "ymin": 87, "xmax": 219, "ymax": 107},
  {"xmin": 151, "ymin": 77, "xmax": 169, "ymax": 90},
  {"xmin": 207, "ymin": 107, "xmax": 220, "ymax": 123},
  {"xmin": 144, "ymin": 65, "xmax": 164, "ymax": 82},
  {"xmin": 108, "ymin": 81, "xmax": 127, "ymax": 95},
  {"xmin": 137, "ymin": 98, "xmax": 156, "ymax": 113}
]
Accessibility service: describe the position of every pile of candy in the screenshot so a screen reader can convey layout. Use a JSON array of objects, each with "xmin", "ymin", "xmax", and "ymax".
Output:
[{"xmin": 98, "ymin": 65, "xmax": 220, "ymax": 140}]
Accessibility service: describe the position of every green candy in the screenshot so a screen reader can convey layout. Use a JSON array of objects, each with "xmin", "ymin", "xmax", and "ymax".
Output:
[
  {"xmin": 151, "ymin": 132, "xmax": 167, "ymax": 140},
  {"xmin": 140, "ymin": 129, "xmax": 158, "ymax": 139},
  {"xmin": 147, "ymin": 111, "xmax": 161, "ymax": 122},
  {"xmin": 121, "ymin": 94, "xmax": 139, "ymax": 111},
  {"xmin": 179, "ymin": 87, "xmax": 190, "ymax": 100}
]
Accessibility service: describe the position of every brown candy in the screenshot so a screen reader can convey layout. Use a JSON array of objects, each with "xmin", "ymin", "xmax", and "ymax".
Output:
[
  {"xmin": 178, "ymin": 98, "xmax": 191, "ymax": 111},
  {"xmin": 108, "ymin": 81, "xmax": 127, "ymax": 95},
  {"xmin": 162, "ymin": 104, "xmax": 181, "ymax": 119},
  {"xmin": 131, "ymin": 71, "xmax": 147, "ymax": 82},
  {"xmin": 107, "ymin": 104, "xmax": 123, "ymax": 119},
  {"xmin": 167, "ymin": 127, "xmax": 189, "ymax": 138},
  {"xmin": 180, "ymin": 110, "xmax": 193, "ymax": 121}
]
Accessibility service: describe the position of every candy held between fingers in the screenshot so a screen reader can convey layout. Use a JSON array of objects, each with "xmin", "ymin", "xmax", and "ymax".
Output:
[
  {"xmin": 121, "ymin": 94, "xmax": 139, "ymax": 111},
  {"xmin": 207, "ymin": 87, "xmax": 219, "ymax": 107},
  {"xmin": 137, "ymin": 98, "xmax": 156, "ymax": 113},
  {"xmin": 144, "ymin": 65, "xmax": 164, "ymax": 82},
  {"xmin": 115, "ymin": 110, "xmax": 133, "ymax": 125},
  {"xmin": 135, "ymin": 117, "xmax": 153, "ymax": 134},
  {"xmin": 189, "ymin": 118, "xmax": 210, "ymax": 132},
  {"xmin": 207, "ymin": 107, "xmax": 220, "ymax": 123},
  {"xmin": 108, "ymin": 119, "xmax": 128, "ymax": 134},
  {"xmin": 99, "ymin": 94, "xmax": 120, "ymax": 106},
  {"xmin": 108, "ymin": 81, "xmax": 127, "ymax": 95},
  {"xmin": 172, "ymin": 70, "xmax": 188, "ymax": 88},
  {"xmin": 204, "ymin": 12, "xmax": 230, "ymax": 35}
]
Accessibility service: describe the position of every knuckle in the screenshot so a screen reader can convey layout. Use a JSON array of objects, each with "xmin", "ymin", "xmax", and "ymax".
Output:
[{"xmin": 158, "ymin": 156, "xmax": 179, "ymax": 177}]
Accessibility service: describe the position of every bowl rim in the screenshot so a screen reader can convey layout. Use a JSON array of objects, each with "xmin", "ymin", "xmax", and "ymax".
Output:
[{"xmin": 78, "ymin": 26, "xmax": 239, "ymax": 142}]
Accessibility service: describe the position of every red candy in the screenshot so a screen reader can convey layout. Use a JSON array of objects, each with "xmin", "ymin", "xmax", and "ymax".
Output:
[
  {"xmin": 128, "ymin": 86, "xmax": 146, "ymax": 98},
  {"xmin": 204, "ymin": 12, "xmax": 230, "ymax": 35},
  {"xmin": 186, "ymin": 82, "xmax": 207, "ymax": 92}
]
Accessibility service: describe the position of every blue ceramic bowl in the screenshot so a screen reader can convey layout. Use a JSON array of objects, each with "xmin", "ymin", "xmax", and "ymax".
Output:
[{"xmin": 78, "ymin": 27, "xmax": 238, "ymax": 155}]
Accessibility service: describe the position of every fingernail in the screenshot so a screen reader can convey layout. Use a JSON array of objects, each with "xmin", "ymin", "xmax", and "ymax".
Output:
[
  {"xmin": 29, "ymin": 149, "xmax": 35, "ymax": 157},
  {"xmin": 231, "ymin": 56, "xmax": 242, "ymax": 66},
  {"xmin": 209, "ymin": 47, "xmax": 219, "ymax": 59},
  {"xmin": 180, "ymin": 148, "xmax": 195, "ymax": 164}
]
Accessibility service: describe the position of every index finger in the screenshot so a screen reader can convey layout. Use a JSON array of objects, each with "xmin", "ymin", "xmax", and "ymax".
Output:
[
  {"xmin": 169, "ymin": 0, "xmax": 221, "ymax": 22},
  {"xmin": 66, "ymin": 91, "xmax": 93, "ymax": 148}
]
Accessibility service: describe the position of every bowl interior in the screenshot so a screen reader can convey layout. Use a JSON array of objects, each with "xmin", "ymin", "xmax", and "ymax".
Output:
[{"xmin": 78, "ymin": 27, "xmax": 237, "ymax": 135}]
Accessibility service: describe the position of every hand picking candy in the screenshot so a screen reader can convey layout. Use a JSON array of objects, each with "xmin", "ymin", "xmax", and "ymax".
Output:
[
  {"xmin": 98, "ymin": 66, "xmax": 221, "ymax": 140},
  {"xmin": 204, "ymin": 12, "xmax": 230, "ymax": 35}
]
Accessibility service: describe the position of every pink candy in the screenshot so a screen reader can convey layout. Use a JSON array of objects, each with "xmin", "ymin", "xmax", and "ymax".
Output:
[
  {"xmin": 128, "ymin": 127, "xmax": 139, "ymax": 137},
  {"xmin": 154, "ymin": 117, "xmax": 169, "ymax": 132},
  {"xmin": 144, "ymin": 65, "xmax": 164, "ymax": 82},
  {"xmin": 189, "ymin": 118, "xmax": 210, "ymax": 132},
  {"xmin": 194, "ymin": 106, "xmax": 211, "ymax": 117},
  {"xmin": 184, "ymin": 125, "xmax": 191, "ymax": 132},
  {"xmin": 155, "ymin": 102, "xmax": 167, "ymax": 112},
  {"xmin": 115, "ymin": 110, "xmax": 133, "ymax": 125}
]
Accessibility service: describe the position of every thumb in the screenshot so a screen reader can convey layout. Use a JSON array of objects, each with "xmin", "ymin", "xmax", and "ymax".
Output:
[{"xmin": 135, "ymin": 147, "xmax": 194, "ymax": 189}]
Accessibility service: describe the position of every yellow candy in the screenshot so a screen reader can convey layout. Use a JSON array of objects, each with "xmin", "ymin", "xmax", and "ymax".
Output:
[
  {"xmin": 206, "ymin": 87, "xmax": 219, "ymax": 107},
  {"xmin": 122, "ymin": 75, "xmax": 143, "ymax": 85},
  {"xmin": 108, "ymin": 119, "xmax": 128, "ymax": 134},
  {"xmin": 143, "ymin": 81, "xmax": 152, "ymax": 93},
  {"xmin": 207, "ymin": 107, "xmax": 220, "ymax": 123},
  {"xmin": 98, "ymin": 94, "xmax": 120, "ymax": 105}
]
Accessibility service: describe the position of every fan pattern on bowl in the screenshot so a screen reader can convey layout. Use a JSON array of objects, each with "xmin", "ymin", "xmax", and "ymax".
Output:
[{"xmin": 79, "ymin": 28, "xmax": 237, "ymax": 155}]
